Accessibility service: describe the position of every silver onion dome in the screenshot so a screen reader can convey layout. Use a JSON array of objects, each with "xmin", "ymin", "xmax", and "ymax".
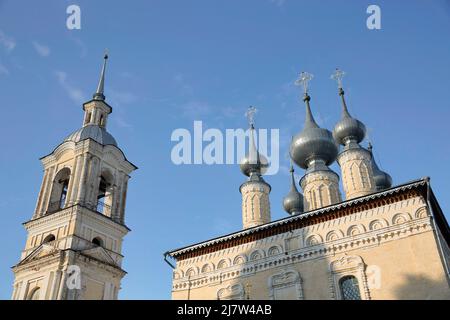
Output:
[
  {"xmin": 368, "ymin": 143, "xmax": 392, "ymax": 191},
  {"xmin": 333, "ymin": 88, "xmax": 366, "ymax": 146},
  {"xmin": 283, "ymin": 165, "xmax": 304, "ymax": 215},
  {"xmin": 64, "ymin": 124, "xmax": 117, "ymax": 146},
  {"xmin": 240, "ymin": 124, "xmax": 269, "ymax": 176},
  {"xmin": 290, "ymin": 94, "xmax": 338, "ymax": 169}
]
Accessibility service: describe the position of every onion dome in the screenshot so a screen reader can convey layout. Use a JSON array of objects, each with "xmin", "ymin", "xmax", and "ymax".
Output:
[
  {"xmin": 240, "ymin": 124, "xmax": 269, "ymax": 177},
  {"xmin": 64, "ymin": 124, "xmax": 117, "ymax": 146},
  {"xmin": 283, "ymin": 165, "xmax": 304, "ymax": 215},
  {"xmin": 333, "ymin": 88, "xmax": 366, "ymax": 146},
  {"xmin": 368, "ymin": 143, "xmax": 392, "ymax": 190},
  {"xmin": 331, "ymin": 69, "xmax": 366, "ymax": 146},
  {"xmin": 290, "ymin": 93, "xmax": 338, "ymax": 170}
]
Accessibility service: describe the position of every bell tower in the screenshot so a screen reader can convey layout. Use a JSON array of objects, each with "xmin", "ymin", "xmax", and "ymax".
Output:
[{"xmin": 11, "ymin": 54, "xmax": 137, "ymax": 300}]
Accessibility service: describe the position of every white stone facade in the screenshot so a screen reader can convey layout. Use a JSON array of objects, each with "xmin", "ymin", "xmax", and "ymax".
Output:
[{"xmin": 11, "ymin": 98, "xmax": 136, "ymax": 300}]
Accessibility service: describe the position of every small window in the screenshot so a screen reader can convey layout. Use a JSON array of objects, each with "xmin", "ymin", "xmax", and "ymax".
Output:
[
  {"xmin": 339, "ymin": 275, "xmax": 362, "ymax": 300},
  {"xmin": 42, "ymin": 234, "xmax": 56, "ymax": 244},
  {"xmin": 99, "ymin": 114, "xmax": 105, "ymax": 127},
  {"xmin": 28, "ymin": 287, "xmax": 41, "ymax": 300},
  {"xmin": 85, "ymin": 112, "xmax": 92, "ymax": 125},
  {"xmin": 92, "ymin": 237, "xmax": 103, "ymax": 247},
  {"xmin": 59, "ymin": 178, "xmax": 69, "ymax": 209}
]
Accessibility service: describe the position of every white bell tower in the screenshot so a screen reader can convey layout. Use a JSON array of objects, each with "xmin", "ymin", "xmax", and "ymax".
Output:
[{"xmin": 11, "ymin": 54, "xmax": 137, "ymax": 300}]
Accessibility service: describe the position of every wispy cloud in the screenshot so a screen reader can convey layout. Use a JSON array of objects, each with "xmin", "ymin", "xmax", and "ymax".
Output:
[
  {"xmin": 71, "ymin": 37, "xmax": 88, "ymax": 58},
  {"xmin": 54, "ymin": 71, "xmax": 85, "ymax": 104},
  {"xmin": 270, "ymin": 0, "xmax": 286, "ymax": 7},
  {"xmin": 0, "ymin": 63, "xmax": 9, "ymax": 75},
  {"xmin": 0, "ymin": 30, "xmax": 16, "ymax": 52},
  {"xmin": 109, "ymin": 90, "xmax": 138, "ymax": 105},
  {"xmin": 115, "ymin": 116, "xmax": 133, "ymax": 129},
  {"xmin": 173, "ymin": 73, "xmax": 194, "ymax": 96},
  {"xmin": 108, "ymin": 88, "xmax": 138, "ymax": 130},
  {"xmin": 180, "ymin": 100, "xmax": 212, "ymax": 119},
  {"xmin": 32, "ymin": 41, "xmax": 50, "ymax": 57}
]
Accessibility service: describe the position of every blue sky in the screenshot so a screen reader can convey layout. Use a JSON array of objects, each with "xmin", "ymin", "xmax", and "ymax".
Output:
[{"xmin": 0, "ymin": 0, "xmax": 449, "ymax": 299}]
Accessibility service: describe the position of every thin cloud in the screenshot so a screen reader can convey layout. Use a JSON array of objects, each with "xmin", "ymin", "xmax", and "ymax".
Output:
[
  {"xmin": 180, "ymin": 100, "xmax": 212, "ymax": 119},
  {"xmin": 0, "ymin": 30, "xmax": 16, "ymax": 52},
  {"xmin": 54, "ymin": 71, "xmax": 85, "ymax": 104},
  {"xmin": 32, "ymin": 41, "xmax": 50, "ymax": 57},
  {"xmin": 115, "ymin": 116, "xmax": 133, "ymax": 129},
  {"xmin": 270, "ymin": 0, "xmax": 286, "ymax": 7},
  {"xmin": 0, "ymin": 63, "xmax": 9, "ymax": 75},
  {"xmin": 109, "ymin": 89, "xmax": 138, "ymax": 105},
  {"xmin": 173, "ymin": 73, "xmax": 194, "ymax": 96},
  {"xmin": 71, "ymin": 37, "xmax": 88, "ymax": 58}
]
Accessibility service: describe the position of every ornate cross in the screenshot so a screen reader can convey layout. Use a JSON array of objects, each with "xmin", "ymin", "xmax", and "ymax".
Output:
[
  {"xmin": 245, "ymin": 106, "xmax": 257, "ymax": 127},
  {"xmin": 331, "ymin": 68, "xmax": 346, "ymax": 89},
  {"xmin": 295, "ymin": 71, "xmax": 314, "ymax": 94}
]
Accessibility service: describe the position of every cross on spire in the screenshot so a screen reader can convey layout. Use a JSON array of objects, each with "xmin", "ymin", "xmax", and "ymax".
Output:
[
  {"xmin": 295, "ymin": 71, "xmax": 314, "ymax": 95},
  {"xmin": 245, "ymin": 106, "xmax": 258, "ymax": 128},
  {"xmin": 331, "ymin": 68, "xmax": 346, "ymax": 89}
]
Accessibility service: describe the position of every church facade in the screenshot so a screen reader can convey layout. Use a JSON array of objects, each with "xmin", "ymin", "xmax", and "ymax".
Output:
[
  {"xmin": 11, "ymin": 55, "xmax": 136, "ymax": 300},
  {"xmin": 167, "ymin": 70, "xmax": 450, "ymax": 300}
]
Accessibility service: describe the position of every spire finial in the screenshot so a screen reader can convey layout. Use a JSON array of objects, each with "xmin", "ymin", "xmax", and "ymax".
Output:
[
  {"xmin": 294, "ymin": 71, "xmax": 318, "ymax": 128},
  {"xmin": 245, "ymin": 106, "xmax": 257, "ymax": 129},
  {"xmin": 295, "ymin": 71, "xmax": 314, "ymax": 100},
  {"xmin": 331, "ymin": 68, "xmax": 346, "ymax": 90},
  {"xmin": 331, "ymin": 68, "xmax": 351, "ymax": 116},
  {"xmin": 93, "ymin": 50, "xmax": 109, "ymax": 101}
]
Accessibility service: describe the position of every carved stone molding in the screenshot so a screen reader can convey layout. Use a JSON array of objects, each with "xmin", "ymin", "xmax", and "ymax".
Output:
[
  {"xmin": 329, "ymin": 254, "xmax": 370, "ymax": 300},
  {"xmin": 268, "ymin": 269, "xmax": 303, "ymax": 300},
  {"xmin": 217, "ymin": 283, "xmax": 244, "ymax": 300}
]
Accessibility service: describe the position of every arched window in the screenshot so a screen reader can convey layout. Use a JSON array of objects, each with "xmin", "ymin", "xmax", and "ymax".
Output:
[
  {"xmin": 84, "ymin": 112, "xmax": 92, "ymax": 125},
  {"xmin": 42, "ymin": 234, "xmax": 56, "ymax": 244},
  {"xmin": 59, "ymin": 179, "xmax": 69, "ymax": 209},
  {"xmin": 99, "ymin": 114, "xmax": 105, "ymax": 127},
  {"xmin": 48, "ymin": 168, "xmax": 71, "ymax": 213},
  {"xmin": 92, "ymin": 237, "xmax": 103, "ymax": 247},
  {"xmin": 96, "ymin": 171, "xmax": 114, "ymax": 217},
  {"xmin": 28, "ymin": 287, "xmax": 41, "ymax": 300},
  {"xmin": 339, "ymin": 276, "xmax": 362, "ymax": 300}
]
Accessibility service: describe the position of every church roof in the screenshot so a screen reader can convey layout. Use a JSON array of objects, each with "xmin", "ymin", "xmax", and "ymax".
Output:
[
  {"xmin": 64, "ymin": 124, "xmax": 118, "ymax": 147},
  {"xmin": 167, "ymin": 177, "xmax": 449, "ymax": 260}
]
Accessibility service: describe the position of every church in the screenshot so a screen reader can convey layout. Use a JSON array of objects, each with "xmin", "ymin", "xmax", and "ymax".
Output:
[
  {"xmin": 10, "ymin": 55, "xmax": 137, "ymax": 300},
  {"xmin": 166, "ymin": 70, "xmax": 450, "ymax": 300}
]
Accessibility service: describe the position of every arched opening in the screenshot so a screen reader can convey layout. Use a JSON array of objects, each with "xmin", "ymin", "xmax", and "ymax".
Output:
[
  {"xmin": 99, "ymin": 114, "xmax": 105, "ymax": 127},
  {"xmin": 84, "ymin": 111, "xmax": 92, "ymax": 125},
  {"xmin": 92, "ymin": 237, "xmax": 103, "ymax": 247},
  {"xmin": 96, "ymin": 170, "xmax": 114, "ymax": 217},
  {"xmin": 42, "ymin": 234, "xmax": 56, "ymax": 244},
  {"xmin": 48, "ymin": 168, "xmax": 71, "ymax": 214},
  {"xmin": 339, "ymin": 275, "xmax": 362, "ymax": 300},
  {"xmin": 28, "ymin": 287, "xmax": 41, "ymax": 300}
]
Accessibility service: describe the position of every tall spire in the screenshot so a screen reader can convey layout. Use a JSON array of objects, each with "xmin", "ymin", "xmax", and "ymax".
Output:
[{"xmin": 93, "ymin": 51, "xmax": 108, "ymax": 101}]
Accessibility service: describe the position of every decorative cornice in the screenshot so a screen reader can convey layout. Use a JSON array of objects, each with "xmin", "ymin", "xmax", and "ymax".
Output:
[
  {"xmin": 23, "ymin": 204, "xmax": 130, "ymax": 233},
  {"xmin": 172, "ymin": 217, "xmax": 432, "ymax": 291},
  {"xmin": 168, "ymin": 178, "xmax": 429, "ymax": 260}
]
